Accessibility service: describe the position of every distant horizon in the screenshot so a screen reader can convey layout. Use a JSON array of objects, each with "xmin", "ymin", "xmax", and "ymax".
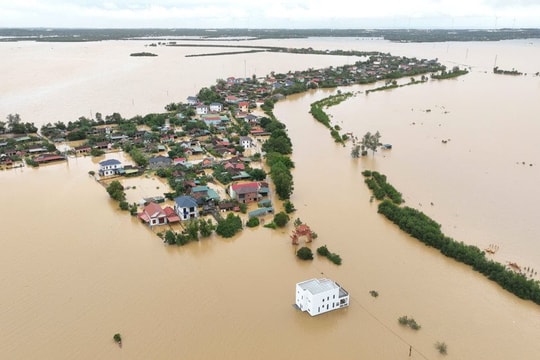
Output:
[
  {"xmin": 2, "ymin": 26, "xmax": 540, "ymax": 30},
  {"xmin": 2, "ymin": 1, "xmax": 540, "ymax": 29}
]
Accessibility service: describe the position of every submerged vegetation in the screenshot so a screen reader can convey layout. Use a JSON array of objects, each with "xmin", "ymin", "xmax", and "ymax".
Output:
[
  {"xmin": 130, "ymin": 52, "xmax": 157, "ymax": 57},
  {"xmin": 493, "ymin": 66, "xmax": 523, "ymax": 76},
  {"xmin": 435, "ymin": 341, "xmax": 448, "ymax": 355},
  {"xmin": 309, "ymin": 92, "xmax": 354, "ymax": 144},
  {"xmin": 317, "ymin": 245, "xmax": 342, "ymax": 265},
  {"xmin": 362, "ymin": 170, "xmax": 403, "ymax": 204},
  {"xmin": 431, "ymin": 66, "xmax": 469, "ymax": 79},
  {"xmin": 113, "ymin": 333, "xmax": 122, "ymax": 347},
  {"xmin": 296, "ymin": 246, "xmax": 314, "ymax": 260},
  {"xmin": 398, "ymin": 316, "xmax": 421, "ymax": 330}
]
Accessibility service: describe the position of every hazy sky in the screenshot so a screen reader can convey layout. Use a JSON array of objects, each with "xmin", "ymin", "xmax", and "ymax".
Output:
[{"xmin": 2, "ymin": 0, "xmax": 540, "ymax": 29}]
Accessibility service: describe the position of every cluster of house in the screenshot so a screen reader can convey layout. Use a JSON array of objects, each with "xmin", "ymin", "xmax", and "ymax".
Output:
[
  {"xmin": 204, "ymin": 55, "xmax": 442, "ymax": 103},
  {"xmin": 98, "ymin": 157, "xmax": 273, "ymax": 225},
  {"xmin": 137, "ymin": 195, "xmax": 198, "ymax": 226},
  {"xmin": 2, "ymin": 50, "xmax": 443, "ymax": 172},
  {"xmin": 0, "ymin": 135, "xmax": 66, "ymax": 167},
  {"xmin": 134, "ymin": 179, "xmax": 273, "ymax": 226}
]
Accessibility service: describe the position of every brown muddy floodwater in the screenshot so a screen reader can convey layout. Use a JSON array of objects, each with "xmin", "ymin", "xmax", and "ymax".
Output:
[{"xmin": 0, "ymin": 38, "xmax": 539, "ymax": 359}]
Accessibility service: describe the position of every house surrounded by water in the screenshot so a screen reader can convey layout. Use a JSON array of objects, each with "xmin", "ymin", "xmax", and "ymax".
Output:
[
  {"xmin": 295, "ymin": 278, "xmax": 349, "ymax": 316},
  {"xmin": 98, "ymin": 158, "xmax": 123, "ymax": 176}
]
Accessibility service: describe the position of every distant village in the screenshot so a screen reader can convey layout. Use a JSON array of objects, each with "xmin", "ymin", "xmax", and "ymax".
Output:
[{"xmin": 0, "ymin": 52, "xmax": 445, "ymax": 229}]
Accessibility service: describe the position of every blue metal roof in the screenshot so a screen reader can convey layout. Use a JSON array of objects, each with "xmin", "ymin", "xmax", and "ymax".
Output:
[
  {"xmin": 99, "ymin": 159, "xmax": 121, "ymax": 166},
  {"xmin": 174, "ymin": 195, "xmax": 198, "ymax": 208}
]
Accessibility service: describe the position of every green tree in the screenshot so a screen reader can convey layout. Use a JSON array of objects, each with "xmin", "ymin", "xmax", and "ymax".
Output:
[
  {"xmin": 284, "ymin": 200, "xmax": 296, "ymax": 214},
  {"xmin": 90, "ymin": 148, "xmax": 105, "ymax": 157},
  {"xmin": 296, "ymin": 247, "xmax": 313, "ymax": 260},
  {"xmin": 129, "ymin": 147, "xmax": 148, "ymax": 167},
  {"xmin": 351, "ymin": 144, "xmax": 361, "ymax": 158},
  {"xmin": 273, "ymin": 212, "xmax": 290, "ymax": 227},
  {"xmin": 198, "ymin": 219, "xmax": 215, "ymax": 237},
  {"xmin": 106, "ymin": 180, "xmax": 125, "ymax": 202},
  {"xmin": 216, "ymin": 213, "xmax": 243, "ymax": 238},
  {"xmin": 197, "ymin": 87, "xmax": 221, "ymax": 103},
  {"xmin": 249, "ymin": 168, "xmax": 267, "ymax": 181},
  {"xmin": 270, "ymin": 162, "xmax": 293, "ymax": 199},
  {"xmin": 246, "ymin": 217, "xmax": 260, "ymax": 227},
  {"xmin": 361, "ymin": 131, "xmax": 382, "ymax": 156},
  {"xmin": 317, "ymin": 245, "xmax": 330, "ymax": 256},
  {"xmin": 164, "ymin": 230, "xmax": 176, "ymax": 245},
  {"xmin": 129, "ymin": 203, "xmax": 138, "ymax": 216},
  {"xmin": 119, "ymin": 200, "xmax": 129, "ymax": 211},
  {"xmin": 175, "ymin": 233, "xmax": 190, "ymax": 246},
  {"xmin": 6, "ymin": 113, "xmax": 22, "ymax": 133},
  {"xmin": 185, "ymin": 220, "xmax": 200, "ymax": 241}
]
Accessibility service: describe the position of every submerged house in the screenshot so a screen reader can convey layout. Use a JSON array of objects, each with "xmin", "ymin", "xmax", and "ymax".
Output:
[
  {"xmin": 229, "ymin": 182, "xmax": 260, "ymax": 204},
  {"xmin": 295, "ymin": 278, "xmax": 349, "ymax": 316},
  {"xmin": 174, "ymin": 195, "xmax": 199, "ymax": 221},
  {"xmin": 98, "ymin": 158, "xmax": 123, "ymax": 176},
  {"xmin": 138, "ymin": 202, "xmax": 168, "ymax": 226}
]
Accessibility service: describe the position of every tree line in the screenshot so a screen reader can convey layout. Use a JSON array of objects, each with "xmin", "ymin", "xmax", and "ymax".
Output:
[{"xmin": 363, "ymin": 173, "xmax": 540, "ymax": 305}]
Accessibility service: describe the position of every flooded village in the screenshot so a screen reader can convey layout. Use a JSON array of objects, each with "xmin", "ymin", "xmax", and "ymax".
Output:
[
  {"xmin": 1, "ymin": 35, "xmax": 540, "ymax": 360},
  {"xmin": 0, "ymin": 51, "xmax": 445, "ymax": 239}
]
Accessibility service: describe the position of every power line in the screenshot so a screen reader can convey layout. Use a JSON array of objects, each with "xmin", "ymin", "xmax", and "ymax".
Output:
[{"xmin": 315, "ymin": 266, "xmax": 435, "ymax": 360}]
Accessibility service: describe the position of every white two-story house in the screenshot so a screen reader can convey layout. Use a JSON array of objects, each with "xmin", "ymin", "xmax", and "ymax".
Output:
[
  {"xmin": 295, "ymin": 278, "xmax": 349, "ymax": 316},
  {"xmin": 196, "ymin": 104, "xmax": 209, "ymax": 115},
  {"xmin": 209, "ymin": 102, "xmax": 223, "ymax": 112},
  {"xmin": 174, "ymin": 195, "xmax": 199, "ymax": 220},
  {"xmin": 98, "ymin": 158, "xmax": 123, "ymax": 176}
]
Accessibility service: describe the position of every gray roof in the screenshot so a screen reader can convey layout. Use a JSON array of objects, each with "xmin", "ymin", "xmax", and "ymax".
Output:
[
  {"xmin": 149, "ymin": 155, "xmax": 172, "ymax": 164},
  {"xmin": 174, "ymin": 195, "xmax": 198, "ymax": 208},
  {"xmin": 297, "ymin": 278, "xmax": 338, "ymax": 295},
  {"xmin": 99, "ymin": 159, "xmax": 121, "ymax": 166}
]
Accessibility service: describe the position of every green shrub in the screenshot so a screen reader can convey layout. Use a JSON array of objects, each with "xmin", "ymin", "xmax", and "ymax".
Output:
[
  {"xmin": 435, "ymin": 342, "xmax": 448, "ymax": 355},
  {"xmin": 246, "ymin": 217, "xmax": 260, "ymax": 227},
  {"xmin": 273, "ymin": 212, "xmax": 290, "ymax": 227},
  {"xmin": 216, "ymin": 213, "xmax": 243, "ymax": 238},
  {"xmin": 296, "ymin": 247, "xmax": 313, "ymax": 260},
  {"xmin": 317, "ymin": 245, "xmax": 342, "ymax": 265},
  {"xmin": 119, "ymin": 200, "xmax": 129, "ymax": 211},
  {"xmin": 317, "ymin": 245, "xmax": 330, "ymax": 256},
  {"xmin": 327, "ymin": 253, "xmax": 342, "ymax": 265},
  {"xmin": 398, "ymin": 316, "xmax": 421, "ymax": 330},
  {"xmin": 369, "ymin": 290, "xmax": 379, "ymax": 298},
  {"xmin": 284, "ymin": 200, "xmax": 296, "ymax": 214}
]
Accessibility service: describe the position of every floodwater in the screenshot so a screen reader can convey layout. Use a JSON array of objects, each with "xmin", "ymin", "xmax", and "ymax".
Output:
[{"xmin": 0, "ymin": 38, "xmax": 539, "ymax": 359}]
